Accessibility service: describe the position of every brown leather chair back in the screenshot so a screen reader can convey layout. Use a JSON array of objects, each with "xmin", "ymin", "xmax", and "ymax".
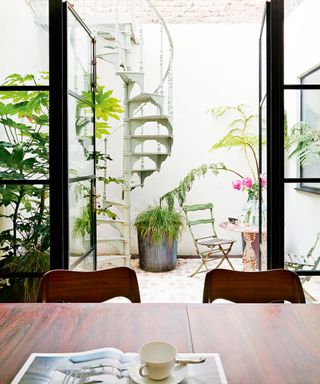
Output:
[
  {"xmin": 37, "ymin": 267, "xmax": 141, "ymax": 303},
  {"xmin": 203, "ymin": 268, "xmax": 305, "ymax": 303}
]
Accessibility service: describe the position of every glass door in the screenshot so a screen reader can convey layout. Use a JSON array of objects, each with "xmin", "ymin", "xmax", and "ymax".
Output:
[
  {"xmin": 64, "ymin": 3, "xmax": 97, "ymax": 270},
  {"xmin": 258, "ymin": 3, "xmax": 270, "ymax": 270},
  {"xmin": 264, "ymin": 0, "xmax": 320, "ymax": 301}
]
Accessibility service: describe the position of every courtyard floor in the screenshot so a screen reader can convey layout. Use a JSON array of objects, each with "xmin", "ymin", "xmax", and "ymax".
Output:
[
  {"xmin": 130, "ymin": 257, "xmax": 242, "ymax": 303},
  {"xmin": 97, "ymin": 256, "xmax": 320, "ymax": 303}
]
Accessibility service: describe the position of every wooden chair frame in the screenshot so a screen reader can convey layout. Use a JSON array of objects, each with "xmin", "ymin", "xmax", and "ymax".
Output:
[
  {"xmin": 203, "ymin": 268, "xmax": 306, "ymax": 303},
  {"xmin": 183, "ymin": 203, "xmax": 236, "ymax": 277},
  {"xmin": 37, "ymin": 267, "xmax": 141, "ymax": 303}
]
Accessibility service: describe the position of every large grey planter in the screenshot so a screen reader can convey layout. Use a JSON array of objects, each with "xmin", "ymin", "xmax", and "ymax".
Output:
[{"xmin": 138, "ymin": 232, "xmax": 177, "ymax": 272}]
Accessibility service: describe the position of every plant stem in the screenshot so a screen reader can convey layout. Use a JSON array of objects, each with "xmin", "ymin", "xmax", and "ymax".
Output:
[{"xmin": 13, "ymin": 186, "xmax": 24, "ymax": 257}]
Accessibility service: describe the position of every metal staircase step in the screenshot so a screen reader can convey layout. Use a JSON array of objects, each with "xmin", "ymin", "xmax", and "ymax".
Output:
[
  {"xmin": 94, "ymin": 16, "xmax": 138, "ymax": 43},
  {"xmin": 129, "ymin": 152, "xmax": 169, "ymax": 157},
  {"xmin": 105, "ymin": 199, "xmax": 129, "ymax": 208},
  {"xmin": 97, "ymin": 237, "xmax": 129, "ymax": 243},
  {"xmin": 117, "ymin": 71, "xmax": 144, "ymax": 88},
  {"xmin": 132, "ymin": 168, "xmax": 159, "ymax": 172},
  {"xmin": 129, "ymin": 115, "xmax": 172, "ymax": 133},
  {"xmin": 129, "ymin": 114, "xmax": 171, "ymax": 123},
  {"xmin": 97, "ymin": 51, "xmax": 121, "ymax": 67},
  {"xmin": 97, "ymin": 254, "xmax": 131, "ymax": 268},
  {"xmin": 97, "ymin": 217, "xmax": 130, "ymax": 225},
  {"xmin": 129, "ymin": 134, "xmax": 173, "ymax": 139},
  {"xmin": 131, "ymin": 169, "xmax": 158, "ymax": 187},
  {"xmin": 128, "ymin": 93, "xmax": 164, "ymax": 112}
]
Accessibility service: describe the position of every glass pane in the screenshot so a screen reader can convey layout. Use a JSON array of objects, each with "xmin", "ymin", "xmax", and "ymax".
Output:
[
  {"xmin": 260, "ymin": 98, "xmax": 267, "ymax": 271},
  {"xmin": 68, "ymin": 96, "xmax": 94, "ymax": 178},
  {"xmin": 260, "ymin": 13, "xmax": 267, "ymax": 98},
  {"xmin": 285, "ymin": 184, "xmax": 320, "ymax": 274},
  {"xmin": 71, "ymin": 249, "xmax": 95, "ymax": 271},
  {"xmin": 299, "ymin": 276, "xmax": 320, "ymax": 303},
  {"xmin": 0, "ymin": 0, "xmax": 49, "ymax": 85},
  {"xmin": 284, "ymin": 0, "xmax": 320, "ymax": 84},
  {"xmin": 0, "ymin": 276, "xmax": 42, "ymax": 302},
  {"xmin": 0, "ymin": 91, "xmax": 49, "ymax": 180},
  {"xmin": 68, "ymin": 7, "xmax": 92, "ymax": 95},
  {"xmin": 0, "ymin": 184, "xmax": 50, "ymax": 274},
  {"xmin": 284, "ymin": 89, "xmax": 320, "ymax": 186},
  {"xmin": 69, "ymin": 180, "xmax": 93, "ymax": 260}
]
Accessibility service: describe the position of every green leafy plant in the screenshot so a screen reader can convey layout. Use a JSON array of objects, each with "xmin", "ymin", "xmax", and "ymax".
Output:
[
  {"xmin": 79, "ymin": 84, "xmax": 124, "ymax": 139},
  {"xmin": 208, "ymin": 104, "xmax": 262, "ymax": 180},
  {"xmin": 160, "ymin": 162, "xmax": 242, "ymax": 210},
  {"xmin": 161, "ymin": 104, "xmax": 263, "ymax": 208},
  {"xmin": 134, "ymin": 206, "xmax": 183, "ymax": 245},
  {"xmin": 71, "ymin": 86, "xmax": 124, "ymax": 241},
  {"xmin": 285, "ymin": 121, "xmax": 320, "ymax": 167},
  {"xmin": 0, "ymin": 72, "xmax": 124, "ymax": 300},
  {"xmin": 0, "ymin": 72, "xmax": 50, "ymax": 301}
]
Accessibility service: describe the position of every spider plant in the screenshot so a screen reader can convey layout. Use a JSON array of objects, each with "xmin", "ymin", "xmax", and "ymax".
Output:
[{"xmin": 134, "ymin": 206, "xmax": 183, "ymax": 245}]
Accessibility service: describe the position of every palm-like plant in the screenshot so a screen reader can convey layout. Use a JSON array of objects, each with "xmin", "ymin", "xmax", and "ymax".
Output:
[
  {"xmin": 208, "ymin": 104, "xmax": 262, "ymax": 181},
  {"xmin": 161, "ymin": 104, "xmax": 264, "ymax": 209},
  {"xmin": 285, "ymin": 121, "xmax": 320, "ymax": 167}
]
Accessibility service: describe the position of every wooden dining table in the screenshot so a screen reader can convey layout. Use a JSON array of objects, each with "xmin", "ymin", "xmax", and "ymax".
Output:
[{"xmin": 0, "ymin": 303, "xmax": 319, "ymax": 383}]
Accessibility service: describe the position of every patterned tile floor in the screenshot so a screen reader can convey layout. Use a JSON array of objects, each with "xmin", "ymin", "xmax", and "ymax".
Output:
[
  {"xmin": 98, "ymin": 256, "xmax": 320, "ymax": 303},
  {"xmin": 130, "ymin": 257, "xmax": 243, "ymax": 303}
]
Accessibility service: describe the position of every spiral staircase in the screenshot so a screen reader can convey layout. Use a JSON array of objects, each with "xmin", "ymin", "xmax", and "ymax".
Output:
[{"xmin": 95, "ymin": 0, "xmax": 174, "ymax": 266}]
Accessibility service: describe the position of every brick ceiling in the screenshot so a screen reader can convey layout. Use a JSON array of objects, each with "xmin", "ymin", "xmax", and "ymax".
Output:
[{"xmin": 73, "ymin": 0, "xmax": 304, "ymax": 24}]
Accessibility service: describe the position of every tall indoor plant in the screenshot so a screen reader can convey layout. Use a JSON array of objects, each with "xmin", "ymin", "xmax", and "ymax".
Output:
[
  {"xmin": 134, "ymin": 206, "xmax": 183, "ymax": 272},
  {"xmin": 0, "ymin": 72, "xmax": 123, "ymax": 300},
  {"xmin": 0, "ymin": 72, "xmax": 50, "ymax": 301}
]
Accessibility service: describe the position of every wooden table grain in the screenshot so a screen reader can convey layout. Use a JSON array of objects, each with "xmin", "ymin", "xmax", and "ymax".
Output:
[
  {"xmin": 1, "ymin": 303, "xmax": 320, "ymax": 384},
  {"xmin": 187, "ymin": 304, "xmax": 320, "ymax": 384},
  {"xmin": 0, "ymin": 303, "xmax": 192, "ymax": 383}
]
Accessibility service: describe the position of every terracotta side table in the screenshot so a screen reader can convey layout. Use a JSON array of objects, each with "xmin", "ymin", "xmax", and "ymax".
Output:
[{"xmin": 220, "ymin": 222, "xmax": 266, "ymax": 272}]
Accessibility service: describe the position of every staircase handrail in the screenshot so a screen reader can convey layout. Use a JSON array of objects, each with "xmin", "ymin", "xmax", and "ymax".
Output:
[{"xmin": 144, "ymin": 0, "xmax": 174, "ymax": 96}]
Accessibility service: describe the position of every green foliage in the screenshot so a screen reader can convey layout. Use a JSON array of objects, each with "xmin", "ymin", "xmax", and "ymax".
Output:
[
  {"xmin": 160, "ymin": 104, "xmax": 265, "ymax": 209},
  {"xmin": 73, "ymin": 204, "xmax": 91, "ymax": 240},
  {"xmin": 134, "ymin": 206, "xmax": 183, "ymax": 245},
  {"xmin": 160, "ymin": 162, "xmax": 243, "ymax": 209},
  {"xmin": 0, "ymin": 72, "xmax": 124, "ymax": 301},
  {"xmin": 75, "ymin": 83, "xmax": 124, "ymax": 232},
  {"xmin": 209, "ymin": 104, "xmax": 263, "ymax": 180},
  {"xmin": 285, "ymin": 122, "xmax": 320, "ymax": 167},
  {"xmin": 0, "ymin": 72, "xmax": 50, "ymax": 300},
  {"xmin": 6, "ymin": 248, "xmax": 50, "ymax": 301},
  {"xmin": 79, "ymin": 85, "xmax": 124, "ymax": 139}
]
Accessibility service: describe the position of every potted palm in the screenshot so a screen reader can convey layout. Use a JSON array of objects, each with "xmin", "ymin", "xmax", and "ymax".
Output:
[{"xmin": 134, "ymin": 206, "xmax": 183, "ymax": 272}]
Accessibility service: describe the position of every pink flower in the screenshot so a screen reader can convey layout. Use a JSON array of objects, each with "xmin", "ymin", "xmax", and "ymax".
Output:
[
  {"xmin": 261, "ymin": 176, "xmax": 266, "ymax": 189},
  {"xmin": 232, "ymin": 180, "xmax": 242, "ymax": 190},
  {"xmin": 242, "ymin": 177, "xmax": 253, "ymax": 189}
]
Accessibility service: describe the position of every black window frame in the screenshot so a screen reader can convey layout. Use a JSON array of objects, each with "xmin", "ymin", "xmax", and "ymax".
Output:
[
  {"xmin": 0, "ymin": 0, "xmax": 97, "ymax": 286},
  {"xmin": 294, "ymin": 63, "xmax": 320, "ymax": 195},
  {"xmin": 265, "ymin": 0, "xmax": 320, "ymax": 277}
]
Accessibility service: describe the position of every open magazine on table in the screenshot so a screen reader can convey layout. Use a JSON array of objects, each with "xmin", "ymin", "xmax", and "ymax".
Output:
[{"xmin": 12, "ymin": 347, "xmax": 228, "ymax": 384}]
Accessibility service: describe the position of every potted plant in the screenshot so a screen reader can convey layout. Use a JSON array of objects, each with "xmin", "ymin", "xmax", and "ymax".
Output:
[{"xmin": 134, "ymin": 206, "xmax": 183, "ymax": 272}]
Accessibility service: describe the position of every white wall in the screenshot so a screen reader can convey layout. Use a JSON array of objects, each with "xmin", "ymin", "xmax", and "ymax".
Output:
[
  {"xmin": 0, "ymin": 2, "xmax": 262, "ymax": 257},
  {"xmin": 0, "ymin": 0, "xmax": 48, "ymax": 83},
  {"xmin": 99, "ymin": 23, "xmax": 260, "ymax": 255}
]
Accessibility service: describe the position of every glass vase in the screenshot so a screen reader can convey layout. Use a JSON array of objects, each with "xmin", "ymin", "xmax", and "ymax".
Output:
[{"xmin": 241, "ymin": 199, "xmax": 260, "ymax": 227}]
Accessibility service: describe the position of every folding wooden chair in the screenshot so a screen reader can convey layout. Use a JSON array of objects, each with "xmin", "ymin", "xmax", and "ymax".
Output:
[
  {"xmin": 183, "ymin": 203, "xmax": 236, "ymax": 277},
  {"xmin": 37, "ymin": 267, "xmax": 141, "ymax": 303},
  {"xmin": 203, "ymin": 268, "xmax": 306, "ymax": 303},
  {"xmin": 285, "ymin": 232, "xmax": 320, "ymax": 302}
]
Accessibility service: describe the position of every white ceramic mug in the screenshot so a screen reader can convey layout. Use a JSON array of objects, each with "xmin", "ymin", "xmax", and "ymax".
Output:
[{"xmin": 138, "ymin": 341, "xmax": 176, "ymax": 381}]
